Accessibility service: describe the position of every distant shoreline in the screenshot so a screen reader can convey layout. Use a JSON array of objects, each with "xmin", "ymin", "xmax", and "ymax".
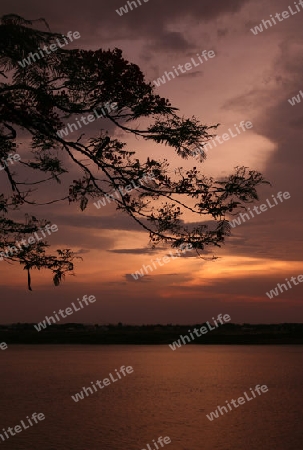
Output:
[
  {"xmin": 1, "ymin": 323, "xmax": 303, "ymax": 345},
  {"xmin": 3, "ymin": 342, "xmax": 303, "ymax": 345}
]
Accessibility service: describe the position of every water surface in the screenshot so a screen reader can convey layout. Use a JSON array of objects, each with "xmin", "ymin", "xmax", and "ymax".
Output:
[{"xmin": 1, "ymin": 345, "xmax": 302, "ymax": 449}]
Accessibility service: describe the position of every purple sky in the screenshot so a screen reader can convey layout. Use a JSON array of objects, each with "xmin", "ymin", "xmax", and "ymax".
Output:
[{"xmin": 1, "ymin": 0, "xmax": 303, "ymax": 324}]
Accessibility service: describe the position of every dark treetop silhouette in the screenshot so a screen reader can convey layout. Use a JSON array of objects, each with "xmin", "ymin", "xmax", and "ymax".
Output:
[{"xmin": 0, "ymin": 14, "xmax": 268, "ymax": 289}]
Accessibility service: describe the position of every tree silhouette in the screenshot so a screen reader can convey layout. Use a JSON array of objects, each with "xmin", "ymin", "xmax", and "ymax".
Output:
[{"xmin": 0, "ymin": 14, "xmax": 269, "ymax": 289}]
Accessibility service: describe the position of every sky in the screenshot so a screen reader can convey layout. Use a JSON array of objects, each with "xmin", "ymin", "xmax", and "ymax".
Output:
[{"xmin": 1, "ymin": 0, "xmax": 303, "ymax": 324}]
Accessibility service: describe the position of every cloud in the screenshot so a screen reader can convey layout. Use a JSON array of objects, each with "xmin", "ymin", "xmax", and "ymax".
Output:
[
  {"xmin": 0, "ymin": 0, "xmax": 250, "ymax": 48},
  {"xmin": 125, "ymin": 273, "xmax": 152, "ymax": 282},
  {"xmin": 109, "ymin": 248, "xmax": 154, "ymax": 254}
]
